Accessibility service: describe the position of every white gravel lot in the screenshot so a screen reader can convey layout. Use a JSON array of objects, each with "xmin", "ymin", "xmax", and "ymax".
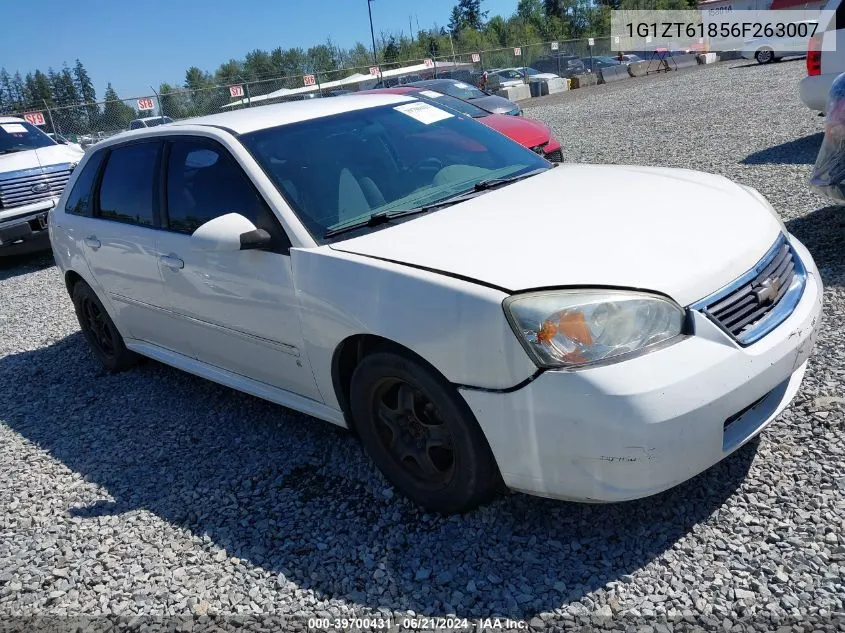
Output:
[{"xmin": 0, "ymin": 58, "xmax": 843, "ymax": 632}]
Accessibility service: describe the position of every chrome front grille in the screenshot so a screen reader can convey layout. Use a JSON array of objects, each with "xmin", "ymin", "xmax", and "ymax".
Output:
[
  {"xmin": 0, "ymin": 163, "xmax": 72, "ymax": 210},
  {"xmin": 693, "ymin": 235, "xmax": 806, "ymax": 346}
]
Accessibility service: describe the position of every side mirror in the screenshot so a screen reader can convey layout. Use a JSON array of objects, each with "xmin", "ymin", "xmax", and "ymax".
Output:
[{"xmin": 191, "ymin": 213, "xmax": 272, "ymax": 252}]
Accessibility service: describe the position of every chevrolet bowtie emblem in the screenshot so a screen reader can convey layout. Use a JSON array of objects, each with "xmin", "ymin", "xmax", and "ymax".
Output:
[{"xmin": 754, "ymin": 276, "xmax": 782, "ymax": 305}]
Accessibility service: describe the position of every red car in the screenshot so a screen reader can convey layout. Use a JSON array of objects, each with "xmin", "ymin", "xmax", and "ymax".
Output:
[{"xmin": 358, "ymin": 86, "xmax": 562, "ymax": 163}]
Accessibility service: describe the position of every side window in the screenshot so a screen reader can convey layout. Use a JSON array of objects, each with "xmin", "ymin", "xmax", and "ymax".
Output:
[
  {"xmin": 165, "ymin": 140, "xmax": 265, "ymax": 234},
  {"xmin": 64, "ymin": 150, "xmax": 106, "ymax": 216},
  {"xmin": 97, "ymin": 142, "xmax": 160, "ymax": 226}
]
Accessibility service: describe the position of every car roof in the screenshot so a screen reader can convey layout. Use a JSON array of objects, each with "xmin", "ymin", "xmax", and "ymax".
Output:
[
  {"xmin": 119, "ymin": 93, "xmax": 415, "ymax": 137},
  {"xmin": 359, "ymin": 86, "xmax": 421, "ymax": 96},
  {"xmin": 409, "ymin": 79, "xmax": 471, "ymax": 88}
]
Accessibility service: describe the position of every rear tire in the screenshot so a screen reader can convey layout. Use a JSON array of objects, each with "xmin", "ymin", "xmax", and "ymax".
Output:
[
  {"xmin": 349, "ymin": 351, "xmax": 501, "ymax": 514},
  {"xmin": 756, "ymin": 48, "xmax": 774, "ymax": 64},
  {"xmin": 72, "ymin": 281, "xmax": 138, "ymax": 372}
]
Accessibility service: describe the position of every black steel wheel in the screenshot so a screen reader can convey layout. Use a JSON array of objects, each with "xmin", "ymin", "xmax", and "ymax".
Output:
[
  {"xmin": 372, "ymin": 378, "xmax": 456, "ymax": 488},
  {"xmin": 349, "ymin": 351, "xmax": 501, "ymax": 514},
  {"xmin": 72, "ymin": 281, "xmax": 138, "ymax": 372}
]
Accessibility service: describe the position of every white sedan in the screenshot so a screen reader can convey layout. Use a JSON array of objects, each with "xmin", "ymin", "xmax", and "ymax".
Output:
[
  {"xmin": 49, "ymin": 94, "xmax": 823, "ymax": 514},
  {"xmin": 740, "ymin": 20, "xmax": 817, "ymax": 64}
]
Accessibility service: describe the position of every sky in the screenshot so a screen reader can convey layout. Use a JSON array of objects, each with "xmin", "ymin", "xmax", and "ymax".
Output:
[{"xmin": 1, "ymin": 0, "xmax": 517, "ymax": 101}]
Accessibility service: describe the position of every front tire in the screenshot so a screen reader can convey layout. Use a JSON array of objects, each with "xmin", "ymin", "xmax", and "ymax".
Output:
[
  {"xmin": 72, "ymin": 281, "xmax": 138, "ymax": 372},
  {"xmin": 756, "ymin": 48, "xmax": 774, "ymax": 64},
  {"xmin": 349, "ymin": 351, "xmax": 500, "ymax": 514}
]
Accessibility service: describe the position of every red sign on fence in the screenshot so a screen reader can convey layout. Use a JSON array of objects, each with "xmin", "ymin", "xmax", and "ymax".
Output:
[
  {"xmin": 23, "ymin": 112, "xmax": 45, "ymax": 126},
  {"xmin": 423, "ymin": 58, "xmax": 434, "ymax": 68},
  {"xmin": 229, "ymin": 85, "xmax": 244, "ymax": 98},
  {"xmin": 513, "ymin": 47, "xmax": 522, "ymax": 57},
  {"xmin": 303, "ymin": 74, "xmax": 316, "ymax": 86},
  {"xmin": 136, "ymin": 97, "xmax": 155, "ymax": 111},
  {"xmin": 369, "ymin": 66, "xmax": 381, "ymax": 76},
  {"xmin": 471, "ymin": 53, "xmax": 481, "ymax": 63}
]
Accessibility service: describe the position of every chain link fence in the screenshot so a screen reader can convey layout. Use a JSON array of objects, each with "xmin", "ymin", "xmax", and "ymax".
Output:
[{"xmin": 1, "ymin": 36, "xmax": 628, "ymax": 144}]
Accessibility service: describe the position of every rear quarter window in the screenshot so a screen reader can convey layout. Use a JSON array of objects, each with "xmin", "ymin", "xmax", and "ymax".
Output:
[{"xmin": 64, "ymin": 151, "xmax": 106, "ymax": 217}]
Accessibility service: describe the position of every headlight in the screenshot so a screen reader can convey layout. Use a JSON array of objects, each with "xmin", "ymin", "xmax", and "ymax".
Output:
[{"xmin": 504, "ymin": 290, "xmax": 685, "ymax": 368}]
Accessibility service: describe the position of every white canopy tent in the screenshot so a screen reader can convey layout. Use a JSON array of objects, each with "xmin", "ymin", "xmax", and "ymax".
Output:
[{"xmin": 221, "ymin": 60, "xmax": 473, "ymax": 109}]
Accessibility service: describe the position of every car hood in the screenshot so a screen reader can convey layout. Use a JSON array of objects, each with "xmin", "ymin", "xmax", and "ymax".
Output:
[
  {"xmin": 480, "ymin": 114, "xmax": 551, "ymax": 148},
  {"xmin": 467, "ymin": 94, "xmax": 518, "ymax": 114},
  {"xmin": 0, "ymin": 144, "xmax": 84, "ymax": 174},
  {"xmin": 330, "ymin": 165, "xmax": 783, "ymax": 306}
]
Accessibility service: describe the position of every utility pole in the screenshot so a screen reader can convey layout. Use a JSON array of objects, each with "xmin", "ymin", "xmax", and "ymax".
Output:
[{"xmin": 367, "ymin": 0, "xmax": 378, "ymax": 66}]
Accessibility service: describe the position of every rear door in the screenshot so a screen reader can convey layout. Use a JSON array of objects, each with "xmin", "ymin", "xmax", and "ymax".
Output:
[{"xmin": 73, "ymin": 140, "xmax": 193, "ymax": 353}]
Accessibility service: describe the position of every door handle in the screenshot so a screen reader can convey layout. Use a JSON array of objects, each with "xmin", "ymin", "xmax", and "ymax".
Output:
[
  {"xmin": 83, "ymin": 236, "xmax": 101, "ymax": 250},
  {"xmin": 159, "ymin": 254, "xmax": 185, "ymax": 271}
]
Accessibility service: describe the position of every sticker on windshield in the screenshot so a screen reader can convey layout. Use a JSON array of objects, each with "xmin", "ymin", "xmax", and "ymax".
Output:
[
  {"xmin": 419, "ymin": 90, "xmax": 443, "ymax": 99},
  {"xmin": 1, "ymin": 124, "xmax": 27, "ymax": 134},
  {"xmin": 453, "ymin": 82, "xmax": 471, "ymax": 89},
  {"xmin": 394, "ymin": 102, "xmax": 453, "ymax": 125}
]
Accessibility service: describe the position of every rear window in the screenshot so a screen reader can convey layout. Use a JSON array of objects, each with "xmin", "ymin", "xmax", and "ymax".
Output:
[{"xmin": 65, "ymin": 151, "xmax": 106, "ymax": 216}]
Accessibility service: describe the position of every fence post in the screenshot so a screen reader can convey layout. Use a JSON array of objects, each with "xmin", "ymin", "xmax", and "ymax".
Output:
[
  {"xmin": 150, "ymin": 86, "xmax": 163, "ymax": 118},
  {"xmin": 42, "ymin": 100, "xmax": 57, "ymax": 135},
  {"xmin": 244, "ymin": 81, "xmax": 252, "ymax": 107}
]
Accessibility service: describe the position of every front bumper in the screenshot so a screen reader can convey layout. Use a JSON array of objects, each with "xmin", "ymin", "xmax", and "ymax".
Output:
[
  {"xmin": 0, "ymin": 199, "xmax": 54, "ymax": 256},
  {"xmin": 459, "ymin": 235, "xmax": 823, "ymax": 502}
]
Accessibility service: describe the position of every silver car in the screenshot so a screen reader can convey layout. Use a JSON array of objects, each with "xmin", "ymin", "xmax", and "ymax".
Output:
[{"xmin": 408, "ymin": 79, "xmax": 522, "ymax": 116}]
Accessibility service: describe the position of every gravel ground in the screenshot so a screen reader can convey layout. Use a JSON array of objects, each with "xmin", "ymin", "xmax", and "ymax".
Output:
[{"xmin": 0, "ymin": 59, "xmax": 843, "ymax": 632}]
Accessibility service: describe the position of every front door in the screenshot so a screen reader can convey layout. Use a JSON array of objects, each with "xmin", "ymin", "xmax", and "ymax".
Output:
[{"xmin": 153, "ymin": 138, "xmax": 321, "ymax": 400}]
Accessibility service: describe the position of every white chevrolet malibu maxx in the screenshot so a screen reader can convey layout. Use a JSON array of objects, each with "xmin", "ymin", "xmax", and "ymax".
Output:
[{"xmin": 49, "ymin": 94, "xmax": 823, "ymax": 514}]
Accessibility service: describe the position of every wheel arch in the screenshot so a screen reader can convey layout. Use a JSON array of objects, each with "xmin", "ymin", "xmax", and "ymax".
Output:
[
  {"xmin": 331, "ymin": 334, "xmax": 455, "ymax": 435},
  {"xmin": 64, "ymin": 269, "xmax": 84, "ymax": 298}
]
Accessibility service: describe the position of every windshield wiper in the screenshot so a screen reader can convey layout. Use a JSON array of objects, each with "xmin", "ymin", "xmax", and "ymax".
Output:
[
  {"xmin": 472, "ymin": 166, "xmax": 554, "ymax": 191},
  {"xmin": 324, "ymin": 187, "xmax": 496, "ymax": 238},
  {"xmin": 324, "ymin": 167, "xmax": 555, "ymax": 239}
]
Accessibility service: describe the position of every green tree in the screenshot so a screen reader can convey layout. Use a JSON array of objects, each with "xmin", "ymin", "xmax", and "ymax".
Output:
[
  {"xmin": 72, "ymin": 59, "xmax": 99, "ymax": 129},
  {"xmin": 306, "ymin": 44, "xmax": 337, "ymax": 73},
  {"xmin": 244, "ymin": 49, "xmax": 274, "ymax": 81},
  {"xmin": 382, "ymin": 36, "xmax": 401, "ymax": 64},
  {"xmin": 99, "ymin": 83, "xmax": 136, "ymax": 132},
  {"xmin": 158, "ymin": 81, "xmax": 188, "ymax": 119},
  {"xmin": 448, "ymin": 6, "xmax": 465, "ymax": 33},
  {"xmin": 0, "ymin": 69, "xmax": 15, "ymax": 111}
]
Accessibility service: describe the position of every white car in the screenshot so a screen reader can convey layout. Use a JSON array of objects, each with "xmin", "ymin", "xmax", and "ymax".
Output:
[
  {"xmin": 1, "ymin": 116, "xmax": 84, "ymax": 255},
  {"xmin": 741, "ymin": 20, "xmax": 817, "ymax": 64},
  {"xmin": 49, "ymin": 94, "xmax": 823, "ymax": 514},
  {"xmin": 800, "ymin": 0, "xmax": 845, "ymax": 111}
]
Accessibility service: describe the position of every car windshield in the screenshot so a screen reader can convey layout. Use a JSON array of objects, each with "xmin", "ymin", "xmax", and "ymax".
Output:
[
  {"xmin": 497, "ymin": 70, "xmax": 524, "ymax": 79},
  {"xmin": 241, "ymin": 101, "xmax": 550, "ymax": 242},
  {"xmin": 0, "ymin": 121, "xmax": 56, "ymax": 153},
  {"xmin": 418, "ymin": 81, "xmax": 486, "ymax": 101},
  {"xmin": 411, "ymin": 90, "xmax": 488, "ymax": 118},
  {"xmin": 144, "ymin": 117, "xmax": 172, "ymax": 127}
]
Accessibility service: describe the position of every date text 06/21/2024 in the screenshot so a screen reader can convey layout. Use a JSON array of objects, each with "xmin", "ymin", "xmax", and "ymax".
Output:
[{"xmin": 306, "ymin": 616, "xmax": 528, "ymax": 630}]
